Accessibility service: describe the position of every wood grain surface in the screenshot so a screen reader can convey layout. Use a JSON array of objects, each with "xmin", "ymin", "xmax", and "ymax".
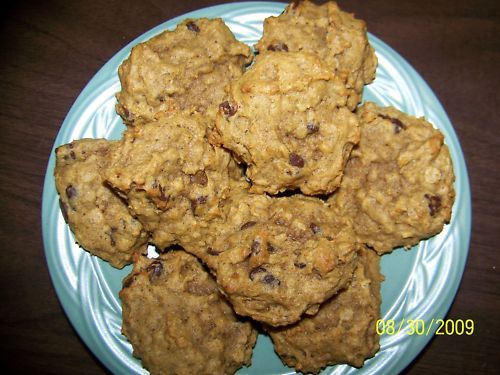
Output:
[{"xmin": 1, "ymin": 0, "xmax": 498, "ymax": 374}]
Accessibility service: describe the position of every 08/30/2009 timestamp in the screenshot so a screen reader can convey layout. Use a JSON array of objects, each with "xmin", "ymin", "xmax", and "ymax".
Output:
[{"xmin": 376, "ymin": 318, "xmax": 474, "ymax": 336}]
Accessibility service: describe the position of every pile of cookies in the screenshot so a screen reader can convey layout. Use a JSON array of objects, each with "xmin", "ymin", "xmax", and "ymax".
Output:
[{"xmin": 54, "ymin": 1, "xmax": 455, "ymax": 374}]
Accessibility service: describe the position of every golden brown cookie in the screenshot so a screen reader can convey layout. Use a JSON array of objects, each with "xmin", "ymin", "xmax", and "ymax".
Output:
[
  {"xmin": 268, "ymin": 247, "xmax": 382, "ymax": 373},
  {"xmin": 116, "ymin": 18, "xmax": 253, "ymax": 125},
  {"xmin": 255, "ymin": 0, "xmax": 377, "ymax": 109},
  {"xmin": 120, "ymin": 251, "xmax": 257, "ymax": 375},
  {"xmin": 205, "ymin": 195, "xmax": 359, "ymax": 327},
  {"xmin": 213, "ymin": 51, "xmax": 360, "ymax": 195},
  {"xmin": 54, "ymin": 139, "xmax": 148, "ymax": 268},
  {"xmin": 330, "ymin": 102, "xmax": 455, "ymax": 253},
  {"xmin": 101, "ymin": 111, "xmax": 240, "ymax": 252}
]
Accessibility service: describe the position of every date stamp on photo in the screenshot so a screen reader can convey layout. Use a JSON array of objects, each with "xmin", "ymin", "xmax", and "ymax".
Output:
[{"xmin": 376, "ymin": 318, "xmax": 474, "ymax": 336}]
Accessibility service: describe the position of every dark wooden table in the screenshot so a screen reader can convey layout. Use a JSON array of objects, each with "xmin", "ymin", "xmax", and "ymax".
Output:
[{"xmin": 1, "ymin": 0, "xmax": 498, "ymax": 373}]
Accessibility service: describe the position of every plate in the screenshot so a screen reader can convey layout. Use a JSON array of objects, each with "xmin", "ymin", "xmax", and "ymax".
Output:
[{"xmin": 41, "ymin": 2, "xmax": 472, "ymax": 374}]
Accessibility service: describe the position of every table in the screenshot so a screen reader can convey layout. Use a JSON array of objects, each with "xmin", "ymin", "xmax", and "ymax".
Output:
[{"xmin": 1, "ymin": 0, "xmax": 498, "ymax": 373}]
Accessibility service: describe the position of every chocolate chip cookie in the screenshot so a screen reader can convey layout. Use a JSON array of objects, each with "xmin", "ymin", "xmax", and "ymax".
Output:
[
  {"xmin": 213, "ymin": 51, "xmax": 360, "ymax": 195},
  {"xmin": 255, "ymin": 0, "xmax": 377, "ymax": 109},
  {"xmin": 116, "ymin": 18, "xmax": 253, "ymax": 125},
  {"xmin": 268, "ymin": 247, "xmax": 382, "ymax": 373},
  {"xmin": 206, "ymin": 195, "xmax": 359, "ymax": 326},
  {"xmin": 120, "ymin": 251, "xmax": 257, "ymax": 375},
  {"xmin": 54, "ymin": 139, "xmax": 148, "ymax": 268},
  {"xmin": 330, "ymin": 102, "xmax": 455, "ymax": 253},
  {"xmin": 101, "ymin": 110, "xmax": 242, "ymax": 252}
]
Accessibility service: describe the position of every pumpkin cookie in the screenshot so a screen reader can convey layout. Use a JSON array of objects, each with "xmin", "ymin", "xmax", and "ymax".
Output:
[
  {"xmin": 330, "ymin": 102, "xmax": 455, "ymax": 253},
  {"xmin": 54, "ymin": 139, "xmax": 148, "ymax": 268},
  {"xmin": 101, "ymin": 111, "xmax": 239, "ymax": 252},
  {"xmin": 116, "ymin": 18, "xmax": 253, "ymax": 125},
  {"xmin": 268, "ymin": 247, "xmax": 382, "ymax": 373},
  {"xmin": 206, "ymin": 195, "xmax": 358, "ymax": 326},
  {"xmin": 120, "ymin": 251, "xmax": 257, "ymax": 375},
  {"xmin": 213, "ymin": 51, "xmax": 359, "ymax": 195}
]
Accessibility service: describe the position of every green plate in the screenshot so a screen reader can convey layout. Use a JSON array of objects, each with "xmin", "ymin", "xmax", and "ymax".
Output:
[{"xmin": 41, "ymin": 2, "xmax": 471, "ymax": 374}]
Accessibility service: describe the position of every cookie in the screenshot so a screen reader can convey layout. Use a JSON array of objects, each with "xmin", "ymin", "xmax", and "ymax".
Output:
[
  {"xmin": 54, "ymin": 139, "xmax": 148, "ymax": 268},
  {"xmin": 255, "ymin": 0, "xmax": 377, "ymax": 109},
  {"xmin": 120, "ymin": 251, "xmax": 257, "ymax": 375},
  {"xmin": 213, "ymin": 51, "xmax": 360, "ymax": 195},
  {"xmin": 101, "ymin": 110, "xmax": 240, "ymax": 251},
  {"xmin": 116, "ymin": 18, "xmax": 253, "ymax": 125},
  {"xmin": 330, "ymin": 102, "xmax": 455, "ymax": 253},
  {"xmin": 268, "ymin": 247, "xmax": 382, "ymax": 373},
  {"xmin": 206, "ymin": 195, "xmax": 358, "ymax": 326}
]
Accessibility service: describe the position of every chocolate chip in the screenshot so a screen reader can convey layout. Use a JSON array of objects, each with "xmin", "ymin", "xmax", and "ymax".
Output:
[
  {"xmin": 123, "ymin": 275, "xmax": 136, "ymax": 289},
  {"xmin": 251, "ymin": 240, "xmax": 261, "ymax": 255},
  {"xmin": 289, "ymin": 153, "xmax": 305, "ymax": 168},
  {"xmin": 267, "ymin": 243, "xmax": 278, "ymax": 253},
  {"xmin": 262, "ymin": 273, "xmax": 280, "ymax": 287},
  {"xmin": 190, "ymin": 195, "xmax": 208, "ymax": 213},
  {"xmin": 190, "ymin": 200, "xmax": 197, "ymax": 213},
  {"xmin": 240, "ymin": 221, "xmax": 257, "ymax": 230},
  {"xmin": 219, "ymin": 101, "xmax": 237, "ymax": 117},
  {"xmin": 425, "ymin": 194, "xmax": 442, "ymax": 216},
  {"xmin": 378, "ymin": 114, "xmax": 406, "ymax": 133},
  {"xmin": 197, "ymin": 195, "xmax": 208, "ymax": 204},
  {"xmin": 109, "ymin": 234, "xmax": 116, "ymax": 247},
  {"xmin": 152, "ymin": 181, "xmax": 169, "ymax": 201},
  {"xmin": 190, "ymin": 170, "xmax": 208, "ymax": 186},
  {"xmin": 69, "ymin": 151, "xmax": 76, "ymax": 160},
  {"xmin": 158, "ymin": 184, "xmax": 169, "ymax": 202},
  {"xmin": 310, "ymin": 222, "xmax": 321, "ymax": 234},
  {"xmin": 59, "ymin": 199, "xmax": 69, "ymax": 223},
  {"xmin": 268, "ymin": 43, "xmax": 288, "ymax": 52},
  {"xmin": 122, "ymin": 107, "xmax": 133, "ymax": 121},
  {"xmin": 146, "ymin": 260, "xmax": 163, "ymax": 282},
  {"xmin": 186, "ymin": 21, "xmax": 200, "ymax": 32},
  {"xmin": 294, "ymin": 262, "xmax": 306, "ymax": 269},
  {"xmin": 290, "ymin": 0, "xmax": 303, "ymax": 9},
  {"xmin": 65, "ymin": 185, "xmax": 77, "ymax": 199},
  {"xmin": 249, "ymin": 266, "xmax": 267, "ymax": 281},
  {"xmin": 391, "ymin": 119, "xmax": 405, "ymax": 133},
  {"xmin": 306, "ymin": 123, "xmax": 320, "ymax": 134},
  {"xmin": 207, "ymin": 247, "xmax": 220, "ymax": 256}
]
